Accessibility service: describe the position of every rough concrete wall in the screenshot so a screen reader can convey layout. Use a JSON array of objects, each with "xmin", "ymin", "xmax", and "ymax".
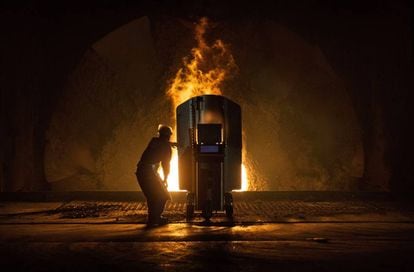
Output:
[
  {"xmin": 45, "ymin": 17, "xmax": 169, "ymax": 190},
  {"xmin": 44, "ymin": 18, "xmax": 364, "ymax": 191},
  {"xmin": 0, "ymin": 10, "xmax": 56, "ymax": 191},
  {"xmin": 223, "ymin": 22, "xmax": 363, "ymax": 190}
]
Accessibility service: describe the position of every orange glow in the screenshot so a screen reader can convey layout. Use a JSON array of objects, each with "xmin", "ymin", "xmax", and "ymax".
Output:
[
  {"xmin": 241, "ymin": 164, "xmax": 248, "ymax": 191},
  {"xmin": 162, "ymin": 17, "xmax": 249, "ymax": 191},
  {"xmin": 166, "ymin": 17, "xmax": 235, "ymax": 111},
  {"xmin": 158, "ymin": 149, "xmax": 180, "ymax": 191}
]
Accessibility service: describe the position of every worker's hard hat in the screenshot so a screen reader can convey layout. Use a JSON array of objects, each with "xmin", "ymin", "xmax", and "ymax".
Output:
[{"xmin": 158, "ymin": 124, "xmax": 173, "ymax": 136}]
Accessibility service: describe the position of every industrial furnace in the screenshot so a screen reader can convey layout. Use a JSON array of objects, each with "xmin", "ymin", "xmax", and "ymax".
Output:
[{"xmin": 176, "ymin": 95, "xmax": 242, "ymax": 220}]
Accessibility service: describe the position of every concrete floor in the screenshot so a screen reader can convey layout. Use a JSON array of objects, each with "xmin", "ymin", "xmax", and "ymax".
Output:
[{"xmin": 1, "ymin": 196, "xmax": 414, "ymax": 271}]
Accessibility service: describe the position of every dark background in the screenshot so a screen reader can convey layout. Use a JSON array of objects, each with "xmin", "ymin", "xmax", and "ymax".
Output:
[{"xmin": 0, "ymin": 0, "xmax": 412, "ymax": 195}]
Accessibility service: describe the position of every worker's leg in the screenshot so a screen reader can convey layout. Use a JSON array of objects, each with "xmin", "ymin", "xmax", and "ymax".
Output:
[
  {"xmin": 152, "ymin": 198, "xmax": 168, "ymax": 224},
  {"xmin": 147, "ymin": 199, "xmax": 159, "ymax": 224},
  {"xmin": 151, "ymin": 174, "xmax": 169, "ymax": 222},
  {"xmin": 158, "ymin": 199, "xmax": 167, "ymax": 217},
  {"xmin": 135, "ymin": 170, "xmax": 158, "ymax": 224},
  {"xmin": 149, "ymin": 197, "xmax": 164, "ymax": 218},
  {"xmin": 146, "ymin": 179, "xmax": 166, "ymax": 223},
  {"xmin": 138, "ymin": 169, "xmax": 169, "ymax": 225}
]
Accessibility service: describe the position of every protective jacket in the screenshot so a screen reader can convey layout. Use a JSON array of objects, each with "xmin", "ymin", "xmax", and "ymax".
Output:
[{"xmin": 136, "ymin": 137, "xmax": 172, "ymax": 204}]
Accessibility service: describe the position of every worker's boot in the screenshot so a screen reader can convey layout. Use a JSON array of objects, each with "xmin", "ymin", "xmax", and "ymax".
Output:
[
  {"xmin": 158, "ymin": 216, "xmax": 169, "ymax": 225},
  {"xmin": 147, "ymin": 211, "xmax": 160, "ymax": 226},
  {"xmin": 146, "ymin": 217, "xmax": 158, "ymax": 227}
]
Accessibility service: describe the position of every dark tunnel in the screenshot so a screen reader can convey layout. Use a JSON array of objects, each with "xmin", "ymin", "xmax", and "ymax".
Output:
[{"xmin": 0, "ymin": 1, "xmax": 413, "ymax": 196}]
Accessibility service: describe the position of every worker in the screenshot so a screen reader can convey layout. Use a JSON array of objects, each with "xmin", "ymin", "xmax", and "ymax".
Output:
[{"xmin": 136, "ymin": 125, "xmax": 173, "ymax": 226}]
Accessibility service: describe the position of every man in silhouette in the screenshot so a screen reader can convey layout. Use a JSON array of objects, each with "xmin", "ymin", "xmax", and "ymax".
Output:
[{"xmin": 136, "ymin": 125, "xmax": 173, "ymax": 226}]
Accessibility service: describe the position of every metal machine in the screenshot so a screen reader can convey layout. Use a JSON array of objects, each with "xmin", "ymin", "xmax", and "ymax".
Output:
[{"xmin": 176, "ymin": 95, "xmax": 242, "ymax": 220}]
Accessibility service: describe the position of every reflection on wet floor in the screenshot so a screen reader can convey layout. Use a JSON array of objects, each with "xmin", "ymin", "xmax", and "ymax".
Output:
[
  {"xmin": 1, "ymin": 199, "xmax": 414, "ymax": 271},
  {"xmin": 1, "ymin": 222, "xmax": 414, "ymax": 271}
]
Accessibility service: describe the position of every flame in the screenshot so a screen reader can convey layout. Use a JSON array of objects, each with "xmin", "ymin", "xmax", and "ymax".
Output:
[
  {"xmin": 241, "ymin": 164, "xmax": 248, "ymax": 191},
  {"xmin": 161, "ymin": 17, "xmax": 249, "ymax": 191},
  {"xmin": 158, "ymin": 150, "xmax": 179, "ymax": 191},
  {"xmin": 166, "ymin": 17, "xmax": 235, "ymax": 110}
]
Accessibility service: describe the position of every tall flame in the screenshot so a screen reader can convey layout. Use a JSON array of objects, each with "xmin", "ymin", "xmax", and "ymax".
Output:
[
  {"xmin": 166, "ymin": 17, "xmax": 236, "ymax": 110},
  {"xmin": 162, "ymin": 17, "xmax": 248, "ymax": 191}
]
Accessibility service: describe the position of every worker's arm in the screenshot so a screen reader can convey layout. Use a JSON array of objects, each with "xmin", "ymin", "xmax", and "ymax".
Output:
[
  {"xmin": 161, "ymin": 161, "xmax": 170, "ymax": 185},
  {"xmin": 161, "ymin": 146, "xmax": 172, "ymax": 186}
]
